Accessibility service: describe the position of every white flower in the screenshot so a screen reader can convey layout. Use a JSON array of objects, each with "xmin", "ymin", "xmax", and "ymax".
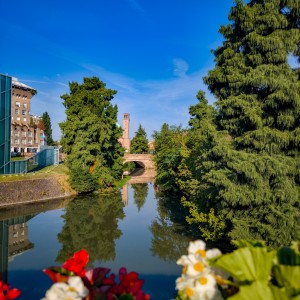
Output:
[
  {"xmin": 41, "ymin": 276, "xmax": 89, "ymax": 300},
  {"xmin": 177, "ymin": 253, "xmax": 208, "ymax": 278},
  {"xmin": 194, "ymin": 273, "xmax": 223, "ymax": 299},
  {"xmin": 177, "ymin": 274, "xmax": 222, "ymax": 300},
  {"xmin": 188, "ymin": 240, "xmax": 207, "ymax": 258},
  {"xmin": 206, "ymin": 248, "xmax": 222, "ymax": 259},
  {"xmin": 175, "ymin": 275, "xmax": 195, "ymax": 291}
]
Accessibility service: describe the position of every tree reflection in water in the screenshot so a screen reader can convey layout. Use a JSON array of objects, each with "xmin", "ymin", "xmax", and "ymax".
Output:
[
  {"xmin": 150, "ymin": 191, "xmax": 191, "ymax": 262},
  {"xmin": 131, "ymin": 183, "xmax": 148, "ymax": 211},
  {"xmin": 152, "ymin": 191, "xmax": 300, "ymax": 250},
  {"xmin": 56, "ymin": 193, "xmax": 125, "ymax": 267}
]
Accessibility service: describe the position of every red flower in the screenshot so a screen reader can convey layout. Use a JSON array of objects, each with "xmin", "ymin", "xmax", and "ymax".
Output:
[
  {"xmin": 0, "ymin": 281, "xmax": 20, "ymax": 300},
  {"xmin": 106, "ymin": 268, "xmax": 150, "ymax": 300},
  {"xmin": 62, "ymin": 249, "xmax": 89, "ymax": 277}
]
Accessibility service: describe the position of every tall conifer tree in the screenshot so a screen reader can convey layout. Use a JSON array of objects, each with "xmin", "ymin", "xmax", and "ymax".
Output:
[
  {"xmin": 184, "ymin": 0, "xmax": 300, "ymax": 246},
  {"xmin": 59, "ymin": 77, "xmax": 124, "ymax": 193},
  {"xmin": 130, "ymin": 124, "xmax": 149, "ymax": 153},
  {"xmin": 42, "ymin": 112, "xmax": 55, "ymax": 146}
]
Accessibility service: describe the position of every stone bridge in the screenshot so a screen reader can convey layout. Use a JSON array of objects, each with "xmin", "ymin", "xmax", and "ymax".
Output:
[{"xmin": 123, "ymin": 154, "xmax": 155, "ymax": 170}]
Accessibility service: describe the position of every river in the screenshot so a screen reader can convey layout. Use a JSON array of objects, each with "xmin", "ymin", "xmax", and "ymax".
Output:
[{"xmin": 0, "ymin": 179, "xmax": 191, "ymax": 299}]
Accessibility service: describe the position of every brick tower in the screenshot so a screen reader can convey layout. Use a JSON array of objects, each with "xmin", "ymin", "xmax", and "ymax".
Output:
[{"xmin": 122, "ymin": 113, "xmax": 130, "ymax": 151}]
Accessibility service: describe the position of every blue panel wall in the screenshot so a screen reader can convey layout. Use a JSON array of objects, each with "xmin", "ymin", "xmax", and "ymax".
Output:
[{"xmin": 0, "ymin": 75, "xmax": 12, "ymax": 174}]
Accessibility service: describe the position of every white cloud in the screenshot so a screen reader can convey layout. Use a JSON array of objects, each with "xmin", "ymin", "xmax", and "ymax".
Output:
[
  {"xmin": 27, "ymin": 61, "xmax": 216, "ymax": 142},
  {"xmin": 82, "ymin": 62, "xmax": 215, "ymax": 139},
  {"xmin": 172, "ymin": 58, "xmax": 189, "ymax": 78}
]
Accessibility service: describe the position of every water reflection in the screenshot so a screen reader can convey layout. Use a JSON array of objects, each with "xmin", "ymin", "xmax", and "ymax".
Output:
[
  {"xmin": 150, "ymin": 192, "xmax": 191, "ymax": 262},
  {"xmin": 131, "ymin": 183, "xmax": 148, "ymax": 211},
  {"xmin": 0, "ymin": 184, "xmax": 186, "ymax": 300},
  {"xmin": 56, "ymin": 193, "xmax": 125, "ymax": 266},
  {"xmin": 0, "ymin": 198, "xmax": 72, "ymax": 285},
  {"xmin": 0, "ymin": 217, "xmax": 34, "ymax": 282}
]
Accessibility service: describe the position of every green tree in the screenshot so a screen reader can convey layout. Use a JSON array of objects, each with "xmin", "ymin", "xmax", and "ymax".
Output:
[
  {"xmin": 184, "ymin": 0, "xmax": 300, "ymax": 244},
  {"xmin": 41, "ymin": 112, "xmax": 55, "ymax": 146},
  {"xmin": 59, "ymin": 77, "xmax": 124, "ymax": 193},
  {"xmin": 153, "ymin": 124, "xmax": 187, "ymax": 194},
  {"xmin": 130, "ymin": 124, "xmax": 149, "ymax": 153}
]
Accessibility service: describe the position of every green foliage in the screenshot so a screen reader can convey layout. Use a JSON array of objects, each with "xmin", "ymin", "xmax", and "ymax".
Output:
[
  {"xmin": 277, "ymin": 242, "xmax": 300, "ymax": 265},
  {"xmin": 42, "ymin": 112, "xmax": 55, "ymax": 146},
  {"xmin": 59, "ymin": 77, "xmax": 124, "ymax": 193},
  {"xmin": 153, "ymin": 124, "xmax": 187, "ymax": 194},
  {"xmin": 228, "ymin": 282, "xmax": 289, "ymax": 300},
  {"xmin": 154, "ymin": 0, "xmax": 300, "ymax": 246},
  {"xmin": 213, "ymin": 246, "xmax": 275, "ymax": 283},
  {"xmin": 69, "ymin": 166, "xmax": 99, "ymax": 194},
  {"xmin": 30, "ymin": 88, "xmax": 37, "ymax": 96},
  {"xmin": 210, "ymin": 241, "xmax": 300, "ymax": 299},
  {"xmin": 123, "ymin": 162, "xmax": 135, "ymax": 173},
  {"xmin": 130, "ymin": 124, "xmax": 149, "ymax": 153}
]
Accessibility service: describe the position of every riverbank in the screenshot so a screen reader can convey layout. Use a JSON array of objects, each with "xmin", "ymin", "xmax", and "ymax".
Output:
[
  {"xmin": 0, "ymin": 164, "xmax": 139, "ymax": 207},
  {"xmin": 0, "ymin": 164, "xmax": 76, "ymax": 207}
]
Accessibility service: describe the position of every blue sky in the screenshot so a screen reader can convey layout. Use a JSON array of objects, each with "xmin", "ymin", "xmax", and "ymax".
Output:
[{"xmin": 1, "ymin": 0, "xmax": 234, "ymax": 140}]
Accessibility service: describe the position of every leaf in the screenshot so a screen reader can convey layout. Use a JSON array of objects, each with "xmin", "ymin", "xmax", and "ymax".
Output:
[
  {"xmin": 232, "ymin": 240, "xmax": 266, "ymax": 249},
  {"xmin": 118, "ymin": 295, "xmax": 135, "ymax": 300},
  {"xmin": 228, "ymin": 281, "xmax": 289, "ymax": 300},
  {"xmin": 273, "ymin": 265, "xmax": 300, "ymax": 289},
  {"xmin": 212, "ymin": 247, "xmax": 275, "ymax": 283},
  {"xmin": 277, "ymin": 244, "xmax": 300, "ymax": 266}
]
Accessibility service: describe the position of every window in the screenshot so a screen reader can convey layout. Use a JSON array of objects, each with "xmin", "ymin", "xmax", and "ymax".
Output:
[
  {"xmin": 23, "ymin": 118, "xmax": 27, "ymax": 122},
  {"xmin": 16, "ymin": 117, "xmax": 20, "ymax": 121},
  {"xmin": 15, "ymin": 109, "xmax": 19, "ymax": 114},
  {"xmin": 23, "ymin": 103, "xmax": 27, "ymax": 108},
  {"xmin": 28, "ymin": 139, "xmax": 32, "ymax": 145},
  {"xmin": 22, "ymin": 110, "xmax": 26, "ymax": 115},
  {"xmin": 14, "ymin": 139, "xmax": 19, "ymax": 144},
  {"xmin": 15, "ymin": 101, "xmax": 20, "ymax": 107},
  {"xmin": 21, "ymin": 140, "xmax": 26, "ymax": 145}
]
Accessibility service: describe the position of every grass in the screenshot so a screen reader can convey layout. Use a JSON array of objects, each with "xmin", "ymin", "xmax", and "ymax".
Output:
[
  {"xmin": 0, "ymin": 163, "xmax": 69, "ymax": 183},
  {"xmin": 0, "ymin": 164, "xmax": 130, "ymax": 191},
  {"xmin": 114, "ymin": 176, "xmax": 131, "ymax": 189},
  {"xmin": 11, "ymin": 157, "xmax": 27, "ymax": 161}
]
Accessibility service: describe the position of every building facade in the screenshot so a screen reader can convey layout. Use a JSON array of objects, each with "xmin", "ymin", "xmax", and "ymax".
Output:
[{"xmin": 11, "ymin": 78, "xmax": 46, "ymax": 155}]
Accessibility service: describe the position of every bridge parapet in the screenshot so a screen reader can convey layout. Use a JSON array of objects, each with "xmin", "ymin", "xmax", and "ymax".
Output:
[{"xmin": 123, "ymin": 154, "xmax": 155, "ymax": 170}]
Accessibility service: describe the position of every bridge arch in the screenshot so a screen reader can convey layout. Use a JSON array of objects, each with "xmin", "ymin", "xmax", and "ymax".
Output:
[{"xmin": 123, "ymin": 154, "xmax": 155, "ymax": 170}]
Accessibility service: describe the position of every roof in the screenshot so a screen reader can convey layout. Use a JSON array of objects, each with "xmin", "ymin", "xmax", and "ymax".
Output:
[{"xmin": 12, "ymin": 77, "xmax": 36, "ymax": 92}]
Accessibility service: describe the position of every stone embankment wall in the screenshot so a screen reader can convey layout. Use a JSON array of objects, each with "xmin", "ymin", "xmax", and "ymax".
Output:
[{"xmin": 0, "ymin": 177, "xmax": 75, "ymax": 207}]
